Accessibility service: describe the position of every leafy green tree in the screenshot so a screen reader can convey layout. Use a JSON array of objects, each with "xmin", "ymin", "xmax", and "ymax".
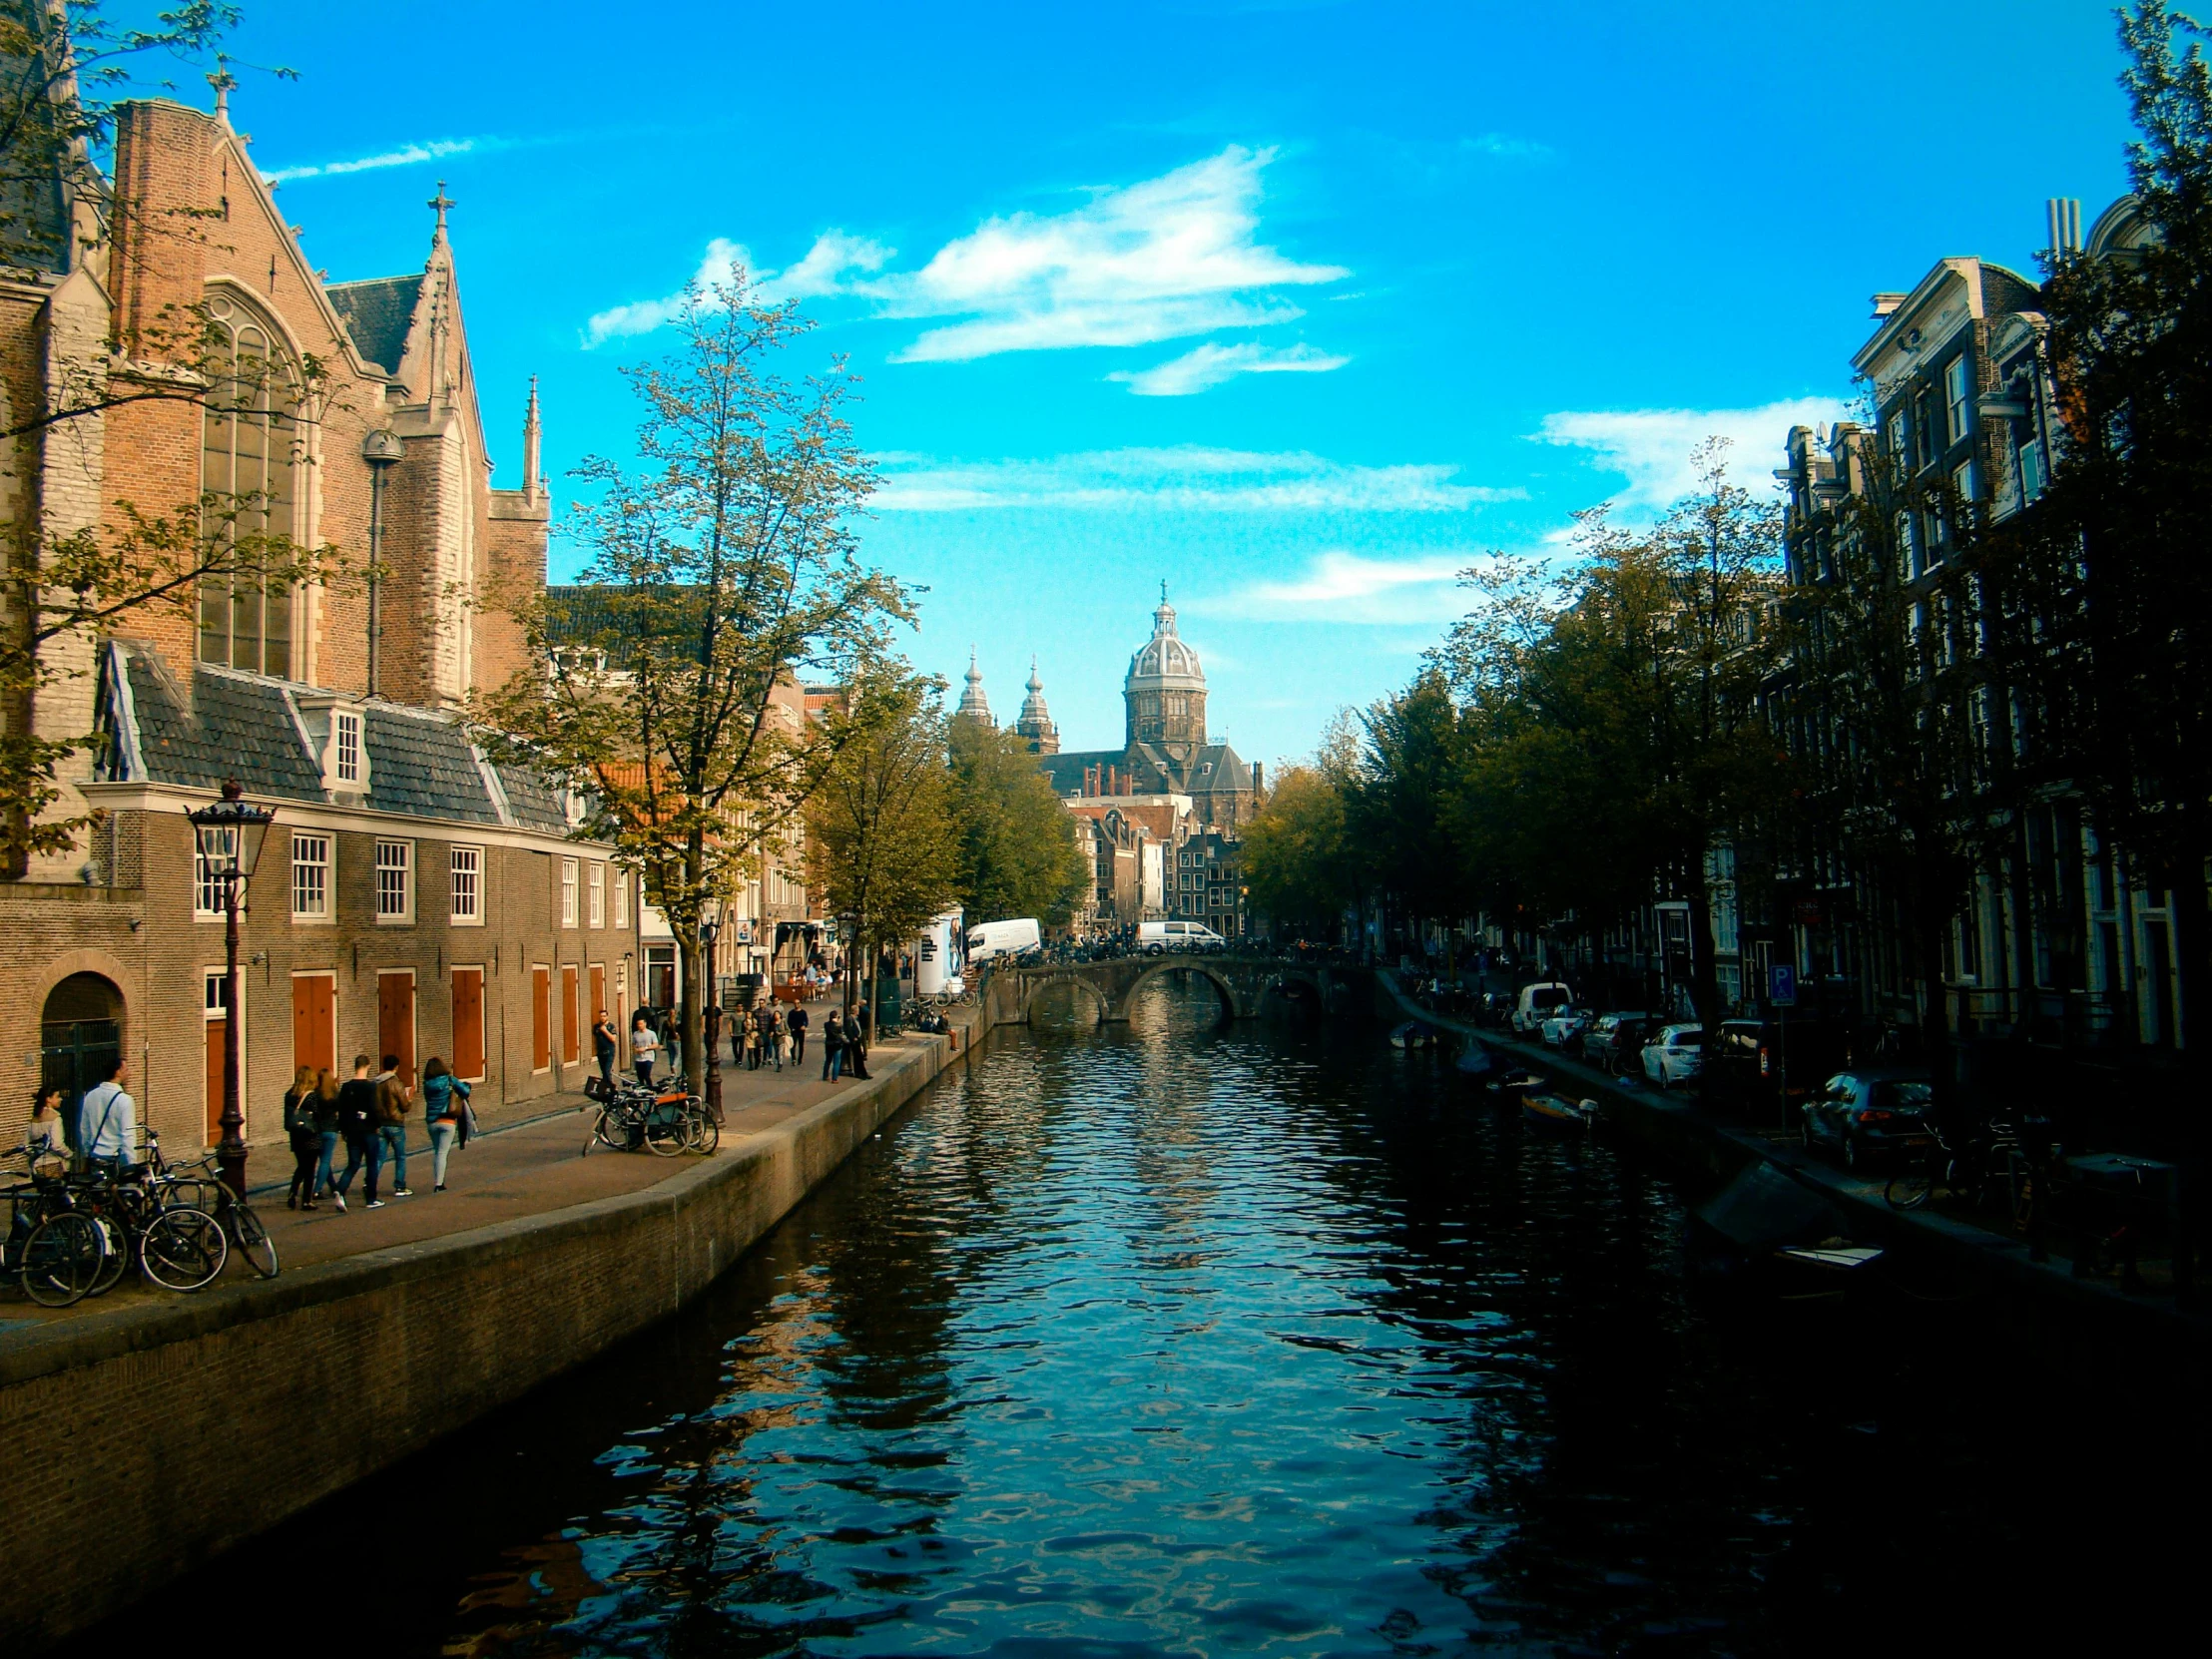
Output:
[
  {"xmin": 945, "ymin": 714, "xmax": 1089, "ymax": 926},
  {"xmin": 486, "ymin": 275, "xmax": 909, "ymax": 1078},
  {"xmin": 1349, "ymin": 669, "xmax": 1470, "ymax": 955},
  {"xmin": 806, "ymin": 671, "xmax": 958, "ymax": 1018},
  {"xmin": 1241, "ymin": 764, "xmax": 1354, "ymax": 939}
]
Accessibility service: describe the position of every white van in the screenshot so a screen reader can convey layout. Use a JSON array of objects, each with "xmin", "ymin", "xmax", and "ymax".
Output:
[
  {"xmin": 1138, "ymin": 919, "xmax": 1228, "ymax": 954},
  {"xmin": 1511, "ymin": 981, "xmax": 1574, "ymax": 1034},
  {"xmin": 965, "ymin": 917, "xmax": 1042, "ymax": 964}
]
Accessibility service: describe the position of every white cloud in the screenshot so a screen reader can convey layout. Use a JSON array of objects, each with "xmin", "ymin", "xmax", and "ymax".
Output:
[
  {"xmin": 582, "ymin": 232, "xmax": 893, "ymax": 346},
  {"xmin": 884, "ymin": 146, "xmax": 1347, "ymax": 362},
  {"xmin": 1211, "ymin": 550, "xmax": 1470, "ymax": 623},
  {"xmin": 582, "ymin": 146, "xmax": 1349, "ymax": 362},
  {"xmin": 1108, "ymin": 340, "xmax": 1349, "ymax": 396},
  {"xmin": 1536, "ymin": 397, "xmax": 1853, "ymax": 509},
  {"xmin": 872, "ymin": 446, "xmax": 1517, "ymax": 513},
  {"xmin": 262, "ymin": 137, "xmax": 481, "ymax": 185}
]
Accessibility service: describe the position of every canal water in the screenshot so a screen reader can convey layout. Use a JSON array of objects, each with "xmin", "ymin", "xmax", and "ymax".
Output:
[{"xmin": 229, "ymin": 978, "xmax": 2182, "ymax": 1655}]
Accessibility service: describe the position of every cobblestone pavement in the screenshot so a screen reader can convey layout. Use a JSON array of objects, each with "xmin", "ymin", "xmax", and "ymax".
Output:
[{"xmin": 0, "ymin": 998, "xmax": 962, "ymax": 1328}]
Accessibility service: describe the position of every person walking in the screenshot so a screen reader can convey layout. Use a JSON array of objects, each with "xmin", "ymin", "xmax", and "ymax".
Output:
[
  {"xmin": 748, "ymin": 1007, "xmax": 765, "ymax": 1071},
  {"xmin": 664, "ymin": 1016, "xmax": 685, "ymax": 1089},
  {"xmin": 821, "ymin": 1009, "xmax": 844, "ymax": 1082},
  {"xmin": 371, "ymin": 1054, "xmax": 414, "ymax": 1200},
  {"xmin": 329, "ymin": 1056, "xmax": 377, "ymax": 1212},
  {"xmin": 845, "ymin": 1007, "xmax": 870, "ymax": 1081},
  {"xmin": 282, "ymin": 1065, "xmax": 319, "ymax": 1210},
  {"xmin": 788, "ymin": 1001, "xmax": 809, "ymax": 1067},
  {"xmin": 419, "ymin": 1057, "xmax": 471, "ymax": 1193},
  {"xmin": 631, "ymin": 1012, "xmax": 659, "ymax": 1086},
  {"xmin": 593, "ymin": 1011, "xmax": 618, "ymax": 1088},
  {"xmin": 772, "ymin": 1010, "xmax": 790, "ymax": 1073},
  {"xmin": 300, "ymin": 1068, "xmax": 339, "ymax": 1211},
  {"xmin": 78, "ymin": 1057, "xmax": 136, "ymax": 1178}
]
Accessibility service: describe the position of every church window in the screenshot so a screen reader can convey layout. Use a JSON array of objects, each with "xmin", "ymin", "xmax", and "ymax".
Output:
[{"xmin": 199, "ymin": 291, "xmax": 300, "ymax": 678}]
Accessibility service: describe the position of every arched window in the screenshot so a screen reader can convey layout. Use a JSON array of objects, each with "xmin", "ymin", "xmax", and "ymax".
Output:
[{"xmin": 199, "ymin": 292, "xmax": 299, "ymax": 677}]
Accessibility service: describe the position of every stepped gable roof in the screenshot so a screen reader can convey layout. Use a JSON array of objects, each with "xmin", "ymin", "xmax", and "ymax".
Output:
[
  {"xmin": 326, "ymin": 274, "xmax": 425, "ymax": 376},
  {"xmin": 95, "ymin": 641, "xmax": 581, "ymax": 833}
]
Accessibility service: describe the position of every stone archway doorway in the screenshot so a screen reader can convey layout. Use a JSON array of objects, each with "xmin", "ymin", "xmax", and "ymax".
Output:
[{"xmin": 42, "ymin": 971, "xmax": 124, "ymax": 1152}]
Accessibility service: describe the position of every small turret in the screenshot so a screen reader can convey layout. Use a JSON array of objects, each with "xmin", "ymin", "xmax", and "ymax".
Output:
[
  {"xmin": 956, "ymin": 647, "xmax": 992, "ymax": 724},
  {"xmin": 1015, "ymin": 656, "xmax": 1060, "ymax": 754}
]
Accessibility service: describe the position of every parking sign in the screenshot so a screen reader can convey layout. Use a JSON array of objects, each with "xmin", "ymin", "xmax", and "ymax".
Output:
[{"xmin": 1769, "ymin": 962, "xmax": 1797, "ymax": 1007}]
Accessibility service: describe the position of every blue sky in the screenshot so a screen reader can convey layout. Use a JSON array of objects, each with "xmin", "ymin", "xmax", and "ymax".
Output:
[{"xmin": 217, "ymin": 0, "xmax": 2133, "ymax": 767}]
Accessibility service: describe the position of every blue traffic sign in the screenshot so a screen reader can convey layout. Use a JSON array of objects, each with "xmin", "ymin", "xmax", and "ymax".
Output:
[{"xmin": 1768, "ymin": 962, "xmax": 1798, "ymax": 1007}]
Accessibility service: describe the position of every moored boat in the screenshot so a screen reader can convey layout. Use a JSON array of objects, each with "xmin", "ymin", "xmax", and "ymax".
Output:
[{"xmin": 1521, "ymin": 1093, "xmax": 1599, "ymax": 1130}]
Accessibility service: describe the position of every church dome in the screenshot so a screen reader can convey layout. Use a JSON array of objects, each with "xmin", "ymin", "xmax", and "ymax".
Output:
[{"xmin": 1125, "ymin": 592, "xmax": 1205, "ymax": 693}]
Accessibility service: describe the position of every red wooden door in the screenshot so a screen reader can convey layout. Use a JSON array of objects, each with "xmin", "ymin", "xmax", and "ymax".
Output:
[
  {"xmin": 204, "ymin": 1015, "xmax": 226, "ymax": 1144},
  {"xmin": 377, "ymin": 971, "xmax": 416, "ymax": 1084},
  {"xmin": 291, "ymin": 973, "xmax": 335, "ymax": 1080},
  {"xmin": 532, "ymin": 967, "xmax": 551, "ymax": 1071},
  {"xmin": 560, "ymin": 965, "xmax": 580, "ymax": 1065},
  {"xmin": 451, "ymin": 969, "xmax": 485, "ymax": 1082}
]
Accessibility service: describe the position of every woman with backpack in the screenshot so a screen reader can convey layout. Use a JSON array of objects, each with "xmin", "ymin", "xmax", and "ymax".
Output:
[
  {"xmin": 282, "ymin": 1065, "xmax": 320, "ymax": 1210},
  {"xmin": 419, "ymin": 1057, "xmax": 472, "ymax": 1194}
]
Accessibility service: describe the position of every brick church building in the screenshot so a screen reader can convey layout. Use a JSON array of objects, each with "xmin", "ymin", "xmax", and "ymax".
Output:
[{"xmin": 0, "ymin": 79, "xmax": 637, "ymax": 1162}]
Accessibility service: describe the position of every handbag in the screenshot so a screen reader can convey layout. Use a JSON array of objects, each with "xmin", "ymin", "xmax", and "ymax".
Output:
[{"xmin": 456, "ymin": 1096, "xmax": 479, "ymax": 1147}]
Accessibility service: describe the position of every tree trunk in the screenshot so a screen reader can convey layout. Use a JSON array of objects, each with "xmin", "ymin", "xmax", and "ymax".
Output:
[{"xmin": 1687, "ymin": 852, "xmax": 1723, "ymax": 1033}]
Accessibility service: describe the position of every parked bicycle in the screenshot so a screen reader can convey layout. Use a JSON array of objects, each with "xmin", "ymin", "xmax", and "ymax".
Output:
[
  {"xmin": 1885, "ymin": 1114, "xmax": 2027, "ymax": 1217},
  {"xmin": 582, "ymin": 1077, "xmax": 719, "ymax": 1158}
]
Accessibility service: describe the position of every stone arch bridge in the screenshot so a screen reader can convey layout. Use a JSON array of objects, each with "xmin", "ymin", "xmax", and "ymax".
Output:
[{"xmin": 981, "ymin": 954, "xmax": 1364, "ymax": 1027}]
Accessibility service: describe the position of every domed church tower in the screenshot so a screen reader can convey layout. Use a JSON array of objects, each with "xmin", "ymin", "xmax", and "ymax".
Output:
[
  {"xmin": 955, "ymin": 647, "xmax": 992, "ymax": 724},
  {"xmin": 1124, "ymin": 584, "xmax": 1207, "ymax": 764},
  {"xmin": 1015, "ymin": 658, "xmax": 1060, "ymax": 754}
]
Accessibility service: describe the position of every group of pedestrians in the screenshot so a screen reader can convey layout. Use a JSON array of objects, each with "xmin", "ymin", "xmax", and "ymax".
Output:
[
  {"xmin": 820, "ymin": 1006, "xmax": 869, "ymax": 1083},
  {"xmin": 280, "ymin": 1052, "xmax": 475, "ymax": 1212},
  {"xmin": 730, "ymin": 1002, "xmax": 809, "ymax": 1071}
]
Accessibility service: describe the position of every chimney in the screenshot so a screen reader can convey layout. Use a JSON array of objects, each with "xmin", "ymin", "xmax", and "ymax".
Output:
[
  {"xmin": 2046, "ymin": 197, "xmax": 2082, "ymax": 256},
  {"xmin": 1253, "ymin": 761, "xmax": 1264, "ymax": 795}
]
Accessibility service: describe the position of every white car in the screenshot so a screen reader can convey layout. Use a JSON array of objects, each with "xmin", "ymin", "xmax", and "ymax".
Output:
[
  {"xmin": 1540, "ymin": 1009, "xmax": 1591, "ymax": 1048},
  {"xmin": 1511, "ymin": 982, "xmax": 1574, "ymax": 1034},
  {"xmin": 1641, "ymin": 1024, "xmax": 1705, "ymax": 1088}
]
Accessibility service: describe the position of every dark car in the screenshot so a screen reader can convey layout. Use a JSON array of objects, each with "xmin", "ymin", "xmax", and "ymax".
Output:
[
  {"xmin": 1706, "ymin": 1016, "xmax": 1849, "ymax": 1116},
  {"xmin": 1579, "ymin": 1012, "xmax": 1650, "ymax": 1074},
  {"xmin": 1799, "ymin": 1068, "xmax": 1936, "ymax": 1172}
]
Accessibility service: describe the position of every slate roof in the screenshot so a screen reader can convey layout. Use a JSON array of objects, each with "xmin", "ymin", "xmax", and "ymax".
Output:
[
  {"xmin": 326, "ymin": 274, "xmax": 423, "ymax": 376},
  {"xmin": 1039, "ymin": 743, "xmax": 1254, "ymax": 800},
  {"xmin": 97, "ymin": 642, "xmax": 586, "ymax": 836}
]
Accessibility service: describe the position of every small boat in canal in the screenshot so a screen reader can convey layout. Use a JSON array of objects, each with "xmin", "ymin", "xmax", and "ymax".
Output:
[
  {"xmin": 1388, "ymin": 1020, "xmax": 1438, "ymax": 1049},
  {"xmin": 1521, "ymin": 1093, "xmax": 1600, "ymax": 1131}
]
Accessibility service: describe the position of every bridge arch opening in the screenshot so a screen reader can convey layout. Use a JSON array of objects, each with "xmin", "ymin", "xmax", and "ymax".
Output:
[
  {"xmin": 1260, "ymin": 975, "xmax": 1323, "ymax": 1023},
  {"xmin": 1022, "ymin": 973, "xmax": 1110, "ymax": 1027},
  {"xmin": 1117, "ymin": 960, "xmax": 1238, "ymax": 1027}
]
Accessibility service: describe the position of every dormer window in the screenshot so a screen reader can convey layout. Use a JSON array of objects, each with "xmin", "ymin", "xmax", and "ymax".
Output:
[{"xmin": 334, "ymin": 711, "xmax": 361, "ymax": 785}]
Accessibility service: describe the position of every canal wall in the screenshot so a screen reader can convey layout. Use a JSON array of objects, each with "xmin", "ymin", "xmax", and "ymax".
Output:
[
  {"xmin": 0, "ymin": 1010, "xmax": 995, "ymax": 1653},
  {"xmin": 1379, "ymin": 974, "xmax": 2211, "ymax": 1404}
]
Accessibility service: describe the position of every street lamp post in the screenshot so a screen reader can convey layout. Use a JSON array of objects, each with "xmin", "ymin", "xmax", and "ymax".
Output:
[
  {"xmin": 187, "ymin": 780, "xmax": 276, "ymax": 1198},
  {"xmin": 699, "ymin": 917, "xmax": 724, "ymax": 1123}
]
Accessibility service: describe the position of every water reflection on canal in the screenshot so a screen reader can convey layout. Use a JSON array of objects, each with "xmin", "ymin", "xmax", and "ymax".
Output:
[{"xmin": 248, "ymin": 977, "xmax": 2181, "ymax": 1655}]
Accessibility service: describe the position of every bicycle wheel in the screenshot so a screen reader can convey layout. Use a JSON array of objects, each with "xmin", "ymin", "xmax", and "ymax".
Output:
[
  {"xmin": 88, "ymin": 1212, "xmax": 129, "ymax": 1296},
  {"xmin": 20, "ymin": 1213, "xmax": 102, "ymax": 1308},
  {"xmin": 1886, "ymin": 1162, "xmax": 1935, "ymax": 1211},
  {"xmin": 689, "ymin": 1108, "xmax": 720, "ymax": 1156},
  {"xmin": 229, "ymin": 1201, "xmax": 279, "ymax": 1279},
  {"xmin": 644, "ymin": 1103, "xmax": 687, "ymax": 1156},
  {"xmin": 140, "ymin": 1207, "xmax": 228, "ymax": 1291}
]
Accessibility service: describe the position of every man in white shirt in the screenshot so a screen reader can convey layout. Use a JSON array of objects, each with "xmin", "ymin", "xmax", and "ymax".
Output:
[{"xmin": 79, "ymin": 1058, "xmax": 137, "ymax": 1173}]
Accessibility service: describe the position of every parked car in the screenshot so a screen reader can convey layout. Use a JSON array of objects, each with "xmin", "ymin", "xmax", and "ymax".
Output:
[
  {"xmin": 1511, "ymin": 982, "xmax": 1574, "ymax": 1035},
  {"xmin": 1799, "ymin": 1068, "xmax": 1935, "ymax": 1172},
  {"xmin": 1641, "ymin": 1024, "xmax": 1705, "ymax": 1088},
  {"xmin": 1706, "ymin": 1017, "xmax": 1850, "ymax": 1115},
  {"xmin": 1580, "ymin": 1012, "xmax": 1651, "ymax": 1074},
  {"xmin": 1540, "ymin": 1008, "xmax": 1592, "ymax": 1048}
]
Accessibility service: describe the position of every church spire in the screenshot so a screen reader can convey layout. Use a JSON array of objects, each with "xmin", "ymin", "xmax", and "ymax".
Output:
[
  {"xmin": 428, "ymin": 179, "xmax": 454, "ymax": 245},
  {"xmin": 523, "ymin": 376, "xmax": 542, "ymax": 506},
  {"xmin": 956, "ymin": 647, "xmax": 992, "ymax": 724},
  {"xmin": 1015, "ymin": 655, "xmax": 1059, "ymax": 755}
]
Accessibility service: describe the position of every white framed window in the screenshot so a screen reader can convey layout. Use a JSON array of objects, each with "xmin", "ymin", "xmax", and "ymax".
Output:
[
  {"xmin": 290, "ymin": 833, "xmax": 330, "ymax": 919},
  {"xmin": 588, "ymin": 860, "xmax": 605, "ymax": 927},
  {"xmin": 375, "ymin": 838, "xmax": 413, "ymax": 923},
  {"xmin": 194, "ymin": 829, "xmax": 236, "ymax": 918},
  {"xmin": 1944, "ymin": 354, "xmax": 1972, "ymax": 445},
  {"xmin": 450, "ymin": 844, "xmax": 483, "ymax": 925},
  {"xmin": 613, "ymin": 865, "xmax": 628, "ymax": 928},
  {"xmin": 1950, "ymin": 458, "xmax": 1975, "ymax": 515},
  {"xmin": 560, "ymin": 856, "xmax": 579, "ymax": 927},
  {"xmin": 334, "ymin": 711, "xmax": 361, "ymax": 785},
  {"xmin": 2017, "ymin": 434, "xmax": 2045, "ymax": 504}
]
